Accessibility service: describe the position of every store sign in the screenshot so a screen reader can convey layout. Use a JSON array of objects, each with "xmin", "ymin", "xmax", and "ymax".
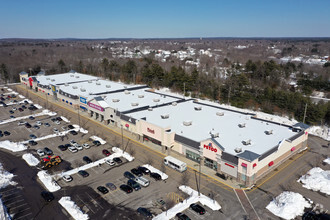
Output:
[
  {"xmin": 80, "ymin": 97, "xmax": 87, "ymax": 104},
  {"xmin": 51, "ymin": 85, "xmax": 56, "ymax": 93},
  {"xmin": 147, "ymin": 128, "xmax": 155, "ymax": 134},
  {"xmin": 88, "ymin": 102, "xmax": 104, "ymax": 112},
  {"xmin": 203, "ymin": 142, "xmax": 217, "ymax": 152}
]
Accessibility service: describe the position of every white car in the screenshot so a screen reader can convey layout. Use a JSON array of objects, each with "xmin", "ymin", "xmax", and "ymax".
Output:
[
  {"xmin": 54, "ymin": 120, "xmax": 61, "ymax": 125},
  {"xmin": 70, "ymin": 140, "xmax": 76, "ymax": 145},
  {"xmin": 135, "ymin": 176, "xmax": 150, "ymax": 187},
  {"xmin": 106, "ymin": 159, "xmax": 115, "ymax": 166},
  {"xmin": 36, "ymin": 121, "xmax": 42, "ymax": 126},
  {"xmin": 53, "ymin": 128, "xmax": 59, "ymax": 133},
  {"xmin": 75, "ymin": 144, "xmax": 83, "ymax": 151},
  {"xmin": 68, "ymin": 146, "xmax": 78, "ymax": 153},
  {"xmin": 37, "ymin": 149, "xmax": 45, "ymax": 157},
  {"xmin": 12, "ymin": 107, "xmax": 17, "ymax": 111},
  {"xmin": 82, "ymin": 143, "xmax": 90, "ymax": 149},
  {"xmin": 62, "ymin": 175, "xmax": 73, "ymax": 182},
  {"xmin": 61, "ymin": 126, "xmax": 67, "ymax": 131},
  {"xmin": 18, "ymin": 121, "xmax": 26, "ymax": 126}
]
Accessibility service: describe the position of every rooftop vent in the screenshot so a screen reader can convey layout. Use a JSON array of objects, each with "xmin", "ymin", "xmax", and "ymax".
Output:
[
  {"xmin": 265, "ymin": 130, "xmax": 273, "ymax": 135},
  {"xmin": 161, "ymin": 114, "xmax": 169, "ymax": 119},
  {"xmin": 153, "ymin": 98, "xmax": 160, "ymax": 102},
  {"xmin": 131, "ymin": 102, "xmax": 139, "ymax": 106},
  {"xmin": 210, "ymin": 130, "xmax": 219, "ymax": 138},
  {"xmin": 46, "ymin": 77, "xmax": 50, "ymax": 80},
  {"xmin": 138, "ymin": 95, "xmax": 144, "ymax": 98},
  {"xmin": 70, "ymin": 74, "xmax": 74, "ymax": 77},
  {"xmin": 106, "ymin": 85, "xmax": 111, "ymax": 88},
  {"xmin": 172, "ymin": 102, "xmax": 177, "ymax": 106},
  {"xmin": 88, "ymin": 80, "xmax": 92, "ymax": 83},
  {"xmin": 194, "ymin": 106, "xmax": 202, "ymax": 111},
  {"xmin": 124, "ymin": 86, "xmax": 127, "ymax": 89},
  {"xmin": 112, "ymin": 99, "xmax": 120, "ymax": 102},
  {"xmin": 75, "ymin": 76, "xmax": 80, "ymax": 78},
  {"xmin": 216, "ymin": 112, "xmax": 224, "ymax": 116},
  {"xmin": 242, "ymin": 139, "xmax": 251, "ymax": 145},
  {"xmin": 124, "ymin": 90, "xmax": 130, "ymax": 94},
  {"xmin": 238, "ymin": 123, "xmax": 246, "ymax": 128},
  {"xmin": 96, "ymin": 82, "xmax": 101, "ymax": 85},
  {"xmin": 51, "ymin": 79, "xmax": 55, "ymax": 82},
  {"xmin": 80, "ymin": 88, "xmax": 86, "ymax": 92},
  {"xmin": 72, "ymin": 86, "xmax": 78, "ymax": 89},
  {"xmin": 235, "ymin": 147, "xmax": 242, "ymax": 153},
  {"xmin": 64, "ymin": 83, "xmax": 69, "ymax": 87},
  {"xmin": 183, "ymin": 120, "xmax": 192, "ymax": 126},
  {"xmin": 148, "ymin": 108, "xmax": 153, "ymax": 111}
]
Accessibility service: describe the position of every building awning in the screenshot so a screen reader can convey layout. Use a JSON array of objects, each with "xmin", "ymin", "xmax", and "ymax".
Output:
[
  {"xmin": 125, "ymin": 123, "xmax": 129, "ymax": 128},
  {"xmin": 253, "ymin": 163, "xmax": 257, "ymax": 168},
  {"xmin": 225, "ymin": 163, "xmax": 234, "ymax": 168},
  {"xmin": 241, "ymin": 163, "xmax": 247, "ymax": 167},
  {"xmin": 268, "ymin": 161, "xmax": 274, "ymax": 167},
  {"xmin": 291, "ymin": 147, "xmax": 296, "ymax": 151}
]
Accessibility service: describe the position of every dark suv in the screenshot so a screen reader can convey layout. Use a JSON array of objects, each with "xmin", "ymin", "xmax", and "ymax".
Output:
[
  {"xmin": 189, "ymin": 203, "xmax": 205, "ymax": 215},
  {"xmin": 124, "ymin": 171, "xmax": 136, "ymax": 180},
  {"xmin": 127, "ymin": 179, "xmax": 141, "ymax": 191}
]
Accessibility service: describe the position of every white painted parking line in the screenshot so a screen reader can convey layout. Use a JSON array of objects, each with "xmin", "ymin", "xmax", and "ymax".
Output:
[
  {"xmin": 2, "ymin": 193, "xmax": 22, "ymax": 200},
  {"xmin": 76, "ymin": 194, "xmax": 95, "ymax": 214},
  {"xmin": 86, "ymin": 192, "xmax": 104, "ymax": 209},
  {"xmin": 0, "ymin": 187, "xmax": 17, "ymax": 194},
  {"xmin": 5, "ymin": 199, "xmax": 25, "ymax": 207},
  {"xmin": 8, "ymin": 202, "xmax": 29, "ymax": 210}
]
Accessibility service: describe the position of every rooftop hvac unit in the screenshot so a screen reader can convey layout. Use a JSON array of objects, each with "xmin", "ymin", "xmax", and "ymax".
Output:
[
  {"xmin": 183, "ymin": 120, "xmax": 192, "ymax": 126},
  {"xmin": 124, "ymin": 86, "xmax": 127, "ymax": 89},
  {"xmin": 210, "ymin": 131, "xmax": 219, "ymax": 138},
  {"xmin": 46, "ymin": 77, "xmax": 50, "ymax": 80},
  {"xmin": 138, "ymin": 95, "xmax": 144, "ymax": 98},
  {"xmin": 106, "ymin": 85, "xmax": 111, "ymax": 88},
  {"xmin": 242, "ymin": 139, "xmax": 251, "ymax": 145},
  {"xmin": 65, "ymin": 83, "xmax": 69, "ymax": 86},
  {"xmin": 153, "ymin": 98, "xmax": 160, "ymax": 102},
  {"xmin": 265, "ymin": 130, "xmax": 273, "ymax": 135},
  {"xmin": 124, "ymin": 90, "xmax": 130, "ymax": 94},
  {"xmin": 75, "ymin": 76, "xmax": 80, "ymax": 78},
  {"xmin": 238, "ymin": 123, "xmax": 246, "ymax": 128},
  {"xmin": 51, "ymin": 79, "xmax": 55, "ymax": 82},
  {"xmin": 235, "ymin": 147, "xmax": 242, "ymax": 153},
  {"xmin": 131, "ymin": 102, "xmax": 139, "ymax": 106},
  {"xmin": 70, "ymin": 74, "xmax": 74, "ymax": 77},
  {"xmin": 194, "ymin": 106, "xmax": 202, "ymax": 111},
  {"xmin": 80, "ymin": 88, "xmax": 86, "ymax": 92},
  {"xmin": 148, "ymin": 108, "xmax": 153, "ymax": 111},
  {"xmin": 88, "ymin": 80, "xmax": 92, "ymax": 83},
  {"xmin": 172, "ymin": 102, "xmax": 177, "ymax": 106},
  {"xmin": 216, "ymin": 112, "xmax": 224, "ymax": 116},
  {"xmin": 161, "ymin": 114, "xmax": 169, "ymax": 119},
  {"xmin": 112, "ymin": 99, "xmax": 120, "ymax": 102},
  {"xmin": 72, "ymin": 86, "xmax": 78, "ymax": 89},
  {"xmin": 96, "ymin": 82, "xmax": 101, "ymax": 85}
]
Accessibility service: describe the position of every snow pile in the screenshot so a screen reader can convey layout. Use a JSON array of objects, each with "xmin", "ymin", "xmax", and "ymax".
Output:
[
  {"xmin": 37, "ymin": 171, "xmax": 61, "ymax": 192},
  {"xmin": 153, "ymin": 185, "xmax": 221, "ymax": 220},
  {"xmin": 0, "ymin": 163, "xmax": 17, "ymax": 189},
  {"xmin": 59, "ymin": 197, "xmax": 89, "ymax": 220},
  {"xmin": 0, "ymin": 140, "xmax": 27, "ymax": 152},
  {"xmin": 89, "ymin": 135, "xmax": 106, "ymax": 144},
  {"xmin": 72, "ymin": 125, "xmax": 88, "ymax": 134},
  {"xmin": 61, "ymin": 116, "xmax": 70, "ymax": 122},
  {"xmin": 7, "ymin": 89, "xmax": 12, "ymax": 92},
  {"xmin": 22, "ymin": 153, "xmax": 39, "ymax": 166},
  {"xmin": 323, "ymin": 158, "xmax": 330, "ymax": 165},
  {"xmin": 308, "ymin": 126, "xmax": 330, "ymax": 141},
  {"xmin": 18, "ymin": 95, "xmax": 25, "ymax": 99},
  {"xmin": 266, "ymin": 191, "xmax": 312, "ymax": 220},
  {"xmin": 0, "ymin": 109, "xmax": 57, "ymax": 125},
  {"xmin": 112, "ymin": 147, "xmax": 134, "ymax": 161},
  {"xmin": 33, "ymin": 104, "xmax": 42, "ymax": 109},
  {"xmin": 298, "ymin": 167, "xmax": 330, "ymax": 195},
  {"xmin": 43, "ymin": 109, "xmax": 57, "ymax": 116},
  {"xmin": 142, "ymin": 164, "xmax": 168, "ymax": 180},
  {"xmin": 0, "ymin": 197, "xmax": 11, "ymax": 220}
]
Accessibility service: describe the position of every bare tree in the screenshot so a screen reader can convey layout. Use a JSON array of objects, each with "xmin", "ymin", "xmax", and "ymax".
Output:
[
  {"xmin": 160, "ymin": 161, "xmax": 166, "ymax": 173},
  {"xmin": 145, "ymin": 157, "xmax": 154, "ymax": 165},
  {"xmin": 180, "ymin": 171, "xmax": 190, "ymax": 186}
]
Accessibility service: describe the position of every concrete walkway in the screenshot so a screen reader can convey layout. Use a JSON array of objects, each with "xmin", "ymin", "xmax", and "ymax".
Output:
[{"xmin": 234, "ymin": 189, "xmax": 260, "ymax": 220}]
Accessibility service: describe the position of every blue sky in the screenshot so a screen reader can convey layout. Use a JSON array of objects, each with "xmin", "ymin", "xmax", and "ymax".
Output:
[{"xmin": 0, "ymin": 0, "xmax": 329, "ymax": 38}]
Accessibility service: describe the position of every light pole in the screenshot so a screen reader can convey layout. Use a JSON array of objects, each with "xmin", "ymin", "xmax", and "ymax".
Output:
[
  {"xmin": 121, "ymin": 124, "xmax": 123, "ymax": 149},
  {"xmin": 78, "ymin": 106, "xmax": 81, "ymax": 128},
  {"xmin": 198, "ymin": 156, "xmax": 202, "ymax": 197}
]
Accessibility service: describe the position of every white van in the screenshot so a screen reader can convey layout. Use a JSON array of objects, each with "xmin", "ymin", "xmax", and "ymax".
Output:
[{"xmin": 135, "ymin": 176, "xmax": 150, "ymax": 187}]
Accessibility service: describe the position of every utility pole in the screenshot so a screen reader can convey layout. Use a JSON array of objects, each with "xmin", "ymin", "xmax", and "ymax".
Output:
[
  {"xmin": 303, "ymin": 103, "xmax": 308, "ymax": 124},
  {"xmin": 121, "ymin": 124, "xmax": 124, "ymax": 149},
  {"xmin": 78, "ymin": 106, "xmax": 81, "ymax": 128},
  {"xmin": 198, "ymin": 157, "xmax": 202, "ymax": 197}
]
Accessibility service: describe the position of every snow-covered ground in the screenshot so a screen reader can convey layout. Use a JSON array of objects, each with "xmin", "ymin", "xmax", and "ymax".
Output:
[
  {"xmin": 18, "ymin": 95, "xmax": 25, "ymax": 99},
  {"xmin": 266, "ymin": 191, "xmax": 312, "ymax": 220},
  {"xmin": 142, "ymin": 164, "xmax": 168, "ymax": 180},
  {"xmin": 153, "ymin": 185, "xmax": 221, "ymax": 220},
  {"xmin": 0, "ymin": 163, "xmax": 15, "ymax": 220},
  {"xmin": 112, "ymin": 147, "xmax": 134, "ymax": 161},
  {"xmin": 59, "ymin": 197, "xmax": 89, "ymax": 220},
  {"xmin": 22, "ymin": 153, "xmax": 39, "ymax": 166},
  {"xmin": 60, "ymin": 116, "xmax": 69, "ymax": 122},
  {"xmin": 37, "ymin": 171, "xmax": 61, "ymax": 192},
  {"xmin": 308, "ymin": 126, "xmax": 330, "ymax": 141},
  {"xmin": 0, "ymin": 109, "xmax": 56, "ymax": 125},
  {"xmin": 324, "ymin": 157, "xmax": 330, "ymax": 165},
  {"xmin": 33, "ymin": 104, "xmax": 42, "ymax": 109},
  {"xmin": 89, "ymin": 135, "xmax": 106, "ymax": 144},
  {"xmin": 0, "ymin": 140, "xmax": 27, "ymax": 152},
  {"xmin": 298, "ymin": 167, "xmax": 330, "ymax": 195}
]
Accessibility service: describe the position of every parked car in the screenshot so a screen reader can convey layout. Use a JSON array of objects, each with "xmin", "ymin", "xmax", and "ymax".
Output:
[
  {"xmin": 131, "ymin": 168, "xmax": 143, "ymax": 177},
  {"xmin": 82, "ymin": 143, "xmax": 90, "ymax": 149},
  {"xmin": 58, "ymin": 145, "xmax": 67, "ymax": 151},
  {"xmin": 10, "ymin": 116, "xmax": 15, "ymax": 119},
  {"xmin": 97, "ymin": 186, "xmax": 109, "ymax": 194},
  {"xmin": 4, "ymin": 131, "xmax": 10, "ymax": 136},
  {"xmin": 138, "ymin": 166, "xmax": 150, "ymax": 175},
  {"xmin": 78, "ymin": 170, "xmax": 89, "ymax": 177},
  {"xmin": 9, "ymin": 110, "xmax": 14, "ymax": 114},
  {"xmin": 124, "ymin": 171, "xmax": 136, "ymax": 180},
  {"xmin": 25, "ymin": 123, "xmax": 32, "ymax": 128},
  {"xmin": 150, "ymin": 172, "xmax": 162, "ymax": 181},
  {"xmin": 29, "ymin": 116, "xmax": 35, "ymax": 120},
  {"xmin": 56, "ymin": 117, "xmax": 62, "ymax": 121},
  {"xmin": 75, "ymin": 144, "xmax": 83, "ymax": 151},
  {"xmin": 41, "ymin": 191, "xmax": 54, "ymax": 202},
  {"xmin": 119, "ymin": 184, "xmax": 133, "ymax": 194},
  {"xmin": 18, "ymin": 108, "xmax": 24, "ymax": 112},
  {"xmin": 29, "ymin": 140, "xmax": 38, "ymax": 146},
  {"xmin": 83, "ymin": 156, "xmax": 92, "ymax": 164},
  {"xmin": 29, "ymin": 134, "xmax": 37, "ymax": 139},
  {"xmin": 102, "ymin": 149, "xmax": 111, "ymax": 156},
  {"xmin": 105, "ymin": 159, "xmax": 115, "ymax": 166},
  {"xmin": 62, "ymin": 175, "xmax": 73, "ymax": 182},
  {"xmin": 51, "ymin": 118, "xmax": 56, "ymax": 122},
  {"xmin": 135, "ymin": 176, "xmax": 150, "ymax": 187},
  {"xmin": 67, "ymin": 124, "xmax": 74, "ymax": 129},
  {"xmin": 113, "ymin": 157, "xmax": 122, "ymax": 164},
  {"xmin": 44, "ymin": 123, "xmax": 50, "ymax": 127},
  {"xmin": 37, "ymin": 149, "xmax": 45, "ymax": 157},
  {"xmin": 176, "ymin": 213, "xmax": 191, "ymax": 220},
  {"xmin": 93, "ymin": 140, "xmax": 101, "ymax": 146},
  {"xmin": 53, "ymin": 128, "xmax": 59, "ymax": 133},
  {"xmin": 127, "ymin": 179, "xmax": 141, "ymax": 191},
  {"xmin": 36, "ymin": 121, "xmax": 42, "ymax": 126},
  {"xmin": 70, "ymin": 130, "xmax": 78, "ymax": 135},
  {"xmin": 137, "ymin": 207, "xmax": 152, "ymax": 218},
  {"xmin": 189, "ymin": 203, "xmax": 205, "ymax": 215},
  {"xmin": 21, "ymin": 105, "xmax": 27, "ymax": 109},
  {"xmin": 12, "ymin": 107, "xmax": 17, "ymax": 111},
  {"xmin": 54, "ymin": 120, "xmax": 61, "ymax": 125},
  {"xmin": 61, "ymin": 126, "xmax": 67, "ymax": 131},
  {"xmin": 44, "ymin": 147, "xmax": 53, "ymax": 155},
  {"xmin": 68, "ymin": 146, "xmax": 78, "ymax": 153},
  {"xmin": 18, "ymin": 121, "xmax": 25, "ymax": 126},
  {"xmin": 70, "ymin": 140, "xmax": 76, "ymax": 145},
  {"xmin": 33, "ymin": 125, "xmax": 40, "ymax": 130},
  {"xmin": 105, "ymin": 183, "xmax": 116, "ymax": 191}
]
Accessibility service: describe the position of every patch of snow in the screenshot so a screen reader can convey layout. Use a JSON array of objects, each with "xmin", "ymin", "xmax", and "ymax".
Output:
[
  {"xmin": 142, "ymin": 164, "xmax": 168, "ymax": 180},
  {"xmin": 33, "ymin": 104, "xmax": 42, "ymax": 109},
  {"xmin": 153, "ymin": 185, "xmax": 221, "ymax": 220},
  {"xmin": 266, "ymin": 191, "xmax": 312, "ymax": 220},
  {"xmin": 89, "ymin": 135, "xmax": 106, "ymax": 144},
  {"xmin": 308, "ymin": 126, "xmax": 330, "ymax": 141},
  {"xmin": 111, "ymin": 147, "xmax": 134, "ymax": 161},
  {"xmin": 37, "ymin": 171, "xmax": 61, "ymax": 192},
  {"xmin": 59, "ymin": 197, "xmax": 89, "ymax": 220},
  {"xmin": 323, "ymin": 157, "xmax": 330, "ymax": 165},
  {"xmin": 0, "ymin": 163, "xmax": 17, "ymax": 189},
  {"xmin": 18, "ymin": 95, "xmax": 25, "ymax": 99},
  {"xmin": 72, "ymin": 125, "xmax": 88, "ymax": 134},
  {"xmin": 298, "ymin": 167, "xmax": 330, "ymax": 195},
  {"xmin": 22, "ymin": 153, "xmax": 39, "ymax": 166},
  {"xmin": 0, "ymin": 140, "xmax": 27, "ymax": 152},
  {"xmin": 61, "ymin": 116, "xmax": 70, "ymax": 123},
  {"xmin": 0, "ymin": 109, "xmax": 56, "ymax": 125},
  {"xmin": 7, "ymin": 89, "xmax": 12, "ymax": 92}
]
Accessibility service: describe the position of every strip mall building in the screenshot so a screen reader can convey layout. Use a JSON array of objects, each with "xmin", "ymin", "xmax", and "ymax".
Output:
[{"xmin": 19, "ymin": 71, "xmax": 309, "ymax": 186}]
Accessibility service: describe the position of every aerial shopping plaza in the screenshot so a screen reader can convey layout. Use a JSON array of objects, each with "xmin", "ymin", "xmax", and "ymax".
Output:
[{"xmin": 19, "ymin": 71, "xmax": 309, "ymax": 187}]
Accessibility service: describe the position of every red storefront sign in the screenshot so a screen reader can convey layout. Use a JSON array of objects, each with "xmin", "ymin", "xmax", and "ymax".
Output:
[
  {"xmin": 28, "ymin": 77, "xmax": 33, "ymax": 87},
  {"xmin": 268, "ymin": 161, "xmax": 274, "ymax": 167},
  {"xmin": 147, "ymin": 128, "xmax": 155, "ymax": 134},
  {"xmin": 203, "ymin": 143, "xmax": 217, "ymax": 152},
  {"xmin": 88, "ymin": 102, "xmax": 104, "ymax": 112},
  {"xmin": 291, "ymin": 147, "xmax": 296, "ymax": 151},
  {"xmin": 253, "ymin": 163, "xmax": 257, "ymax": 168},
  {"xmin": 225, "ymin": 163, "xmax": 234, "ymax": 168},
  {"xmin": 125, "ymin": 124, "xmax": 129, "ymax": 128},
  {"xmin": 241, "ymin": 163, "xmax": 247, "ymax": 167}
]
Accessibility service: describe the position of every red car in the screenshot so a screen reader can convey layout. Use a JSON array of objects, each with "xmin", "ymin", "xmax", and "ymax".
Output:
[{"xmin": 102, "ymin": 149, "xmax": 111, "ymax": 156}]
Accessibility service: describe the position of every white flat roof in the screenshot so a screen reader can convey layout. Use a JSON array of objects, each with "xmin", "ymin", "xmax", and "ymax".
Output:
[
  {"xmin": 102, "ymin": 89, "xmax": 182, "ymax": 112},
  {"xmin": 37, "ymin": 72, "xmax": 98, "ymax": 86},
  {"xmin": 59, "ymin": 79, "xmax": 139, "ymax": 100},
  {"xmin": 129, "ymin": 100, "xmax": 296, "ymax": 157}
]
